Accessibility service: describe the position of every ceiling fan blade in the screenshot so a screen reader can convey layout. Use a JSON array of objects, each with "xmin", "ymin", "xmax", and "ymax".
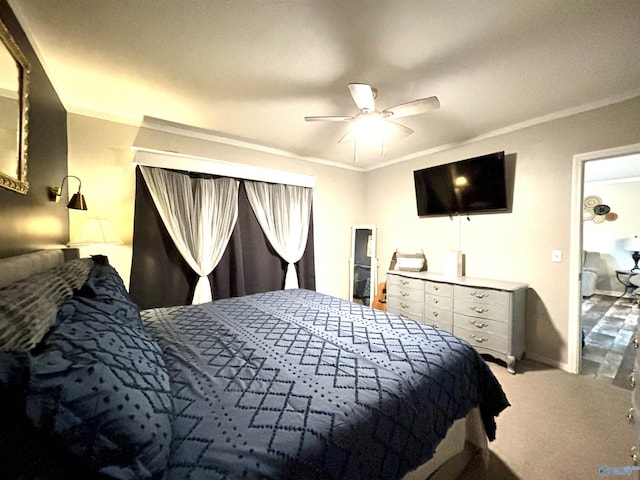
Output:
[
  {"xmin": 383, "ymin": 96, "xmax": 440, "ymax": 119},
  {"xmin": 385, "ymin": 121, "xmax": 414, "ymax": 138},
  {"xmin": 338, "ymin": 130, "xmax": 355, "ymax": 143},
  {"xmin": 305, "ymin": 115, "xmax": 354, "ymax": 122},
  {"xmin": 348, "ymin": 83, "xmax": 375, "ymax": 111}
]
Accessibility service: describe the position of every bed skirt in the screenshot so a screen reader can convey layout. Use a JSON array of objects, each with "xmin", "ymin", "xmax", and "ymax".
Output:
[{"xmin": 403, "ymin": 407, "xmax": 488, "ymax": 480}]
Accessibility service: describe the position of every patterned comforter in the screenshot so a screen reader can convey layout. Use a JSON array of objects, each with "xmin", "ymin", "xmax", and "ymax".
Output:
[{"xmin": 141, "ymin": 289, "xmax": 509, "ymax": 480}]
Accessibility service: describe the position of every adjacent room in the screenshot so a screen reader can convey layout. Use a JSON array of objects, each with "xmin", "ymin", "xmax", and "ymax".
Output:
[{"xmin": 1, "ymin": 1, "xmax": 640, "ymax": 479}]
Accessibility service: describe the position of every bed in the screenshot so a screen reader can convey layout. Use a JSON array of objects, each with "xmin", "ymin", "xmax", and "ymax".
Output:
[{"xmin": 0, "ymin": 249, "xmax": 509, "ymax": 480}]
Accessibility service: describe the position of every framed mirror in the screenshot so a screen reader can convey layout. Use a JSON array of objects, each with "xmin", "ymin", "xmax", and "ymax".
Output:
[
  {"xmin": 0, "ymin": 17, "xmax": 30, "ymax": 194},
  {"xmin": 349, "ymin": 224, "xmax": 377, "ymax": 306}
]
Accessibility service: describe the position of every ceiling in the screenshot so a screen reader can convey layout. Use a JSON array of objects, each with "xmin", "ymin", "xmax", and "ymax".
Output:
[
  {"xmin": 8, "ymin": 0, "xmax": 640, "ymax": 170},
  {"xmin": 584, "ymin": 153, "xmax": 640, "ymax": 184}
]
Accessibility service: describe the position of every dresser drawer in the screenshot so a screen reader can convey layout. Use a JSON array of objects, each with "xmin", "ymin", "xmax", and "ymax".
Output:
[
  {"xmin": 388, "ymin": 275, "xmax": 424, "ymax": 292},
  {"xmin": 425, "ymin": 293, "xmax": 453, "ymax": 310},
  {"xmin": 387, "ymin": 276, "xmax": 424, "ymax": 303},
  {"xmin": 454, "ymin": 325, "xmax": 508, "ymax": 353},
  {"xmin": 454, "ymin": 285, "xmax": 509, "ymax": 307},
  {"xmin": 454, "ymin": 313, "xmax": 509, "ymax": 337},
  {"xmin": 425, "ymin": 281, "xmax": 453, "ymax": 297},
  {"xmin": 424, "ymin": 307, "xmax": 453, "ymax": 332},
  {"xmin": 455, "ymin": 299, "xmax": 509, "ymax": 323},
  {"xmin": 387, "ymin": 297, "xmax": 423, "ymax": 321}
]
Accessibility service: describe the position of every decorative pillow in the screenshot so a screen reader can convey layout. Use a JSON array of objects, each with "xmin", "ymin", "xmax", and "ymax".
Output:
[
  {"xmin": 58, "ymin": 257, "xmax": 95, "ymax": 291},
  {"xmin": 26, "ymin": 297, "xmax": 173, "ymax": 479},
  {"xmin": 0, "ymin": 258, "xmax": 93, "ymax": 352},
  {"xmin": 78, "ymin": 261, "xmax": 143, "ymax": 330}
]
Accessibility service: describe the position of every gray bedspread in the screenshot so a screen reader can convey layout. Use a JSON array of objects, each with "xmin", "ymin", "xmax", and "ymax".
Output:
[{"xmin": 141, "ymin": 289, "xmax": 508, "ymax": 480}]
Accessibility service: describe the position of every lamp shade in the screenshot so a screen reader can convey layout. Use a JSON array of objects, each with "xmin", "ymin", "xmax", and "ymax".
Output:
[
  {"xmin": 67, "ymin": 192, "xmax": 88, "ymax": 210},
  {"xmin": 624, "ymin": 236, "xmax": 640, "ymax": 252},
  {"xmin": 67, "ymin": 218, "xmax": 123, "ymax": 246}
]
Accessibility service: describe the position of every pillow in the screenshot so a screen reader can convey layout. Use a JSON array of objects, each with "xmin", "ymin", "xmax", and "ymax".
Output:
[
  {"xmin": 26, "ymin": 296, "xmax": 173, "ymax": 479},
  {"xmin": 78, "ymin": 261, "xmax": 143, "ymax": 330},
  {"xmin": 0, "ymin": 258, "xmax": 94, "ymax": 352}
]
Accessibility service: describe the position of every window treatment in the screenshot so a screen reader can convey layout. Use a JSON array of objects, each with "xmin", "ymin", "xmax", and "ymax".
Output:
[
  {"xmin": 130, "ymin": 171, "xmax": 316, "ymax": 309},
  {"xmin": 140, "ymin": 166, "xmax": 239, "ymax": 304},
  {"xmin": 245, "ymin": 181, "xmax": 313, "ymax": 289}
]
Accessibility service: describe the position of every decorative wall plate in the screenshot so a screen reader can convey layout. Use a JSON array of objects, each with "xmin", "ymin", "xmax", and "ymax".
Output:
[
  {"xmin": 593, "ymin": 204, "xmax": 610, "ymax": 215},
  {"xmin": 593, "ymin": 215, "xmax": 605, "ymax": 224},
  {"xmin": 605, "ymin": 212, "xmax": 618, "ymax": 221},
  {"xmin": 584, "ymin": 196, "xmax": 602, "ymax": 209},
  {"xmin": 583, "ymin": 209, "xmax": 595, "ymax": 221}
]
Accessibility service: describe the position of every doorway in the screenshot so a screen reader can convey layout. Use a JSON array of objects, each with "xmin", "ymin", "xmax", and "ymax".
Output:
[{"xmin": 569, "ymin": 143, "xmax": 640, "ymax": 374}]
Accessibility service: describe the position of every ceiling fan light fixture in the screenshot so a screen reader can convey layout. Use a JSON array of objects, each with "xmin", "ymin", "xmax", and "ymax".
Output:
[
  {"xmin": 305, "ymin": 83, "xmax": 440, "ymax": 160},
  {"xmin": 352, "ymin": 115, "xmax": 385, "ymax": 147}
]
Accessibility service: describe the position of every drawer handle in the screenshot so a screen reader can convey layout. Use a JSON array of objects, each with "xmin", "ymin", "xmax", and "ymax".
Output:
[
  {"xmin": 471, "ymin": 306, "xmax": 488, "ymax": 314},
  {"xmin": 629, "ymin": 371, "xmax": 636, "ymax": 388},
  {"xmin": 470, "ymin": 291, "xmax": 488, "ymax": 299},
  {"xmin": 401, "ymin": 280, "xmax": 410, "ymax": 285},
  {"xmin": 401, "ymin": 303, "xmax": 409, "ymax": 309},
  {"xmin": 401, "ymin": 291, "xmax": 410, "ymax": 297},
  {"xmin": 470, "ymin": 320, "xmax": 488, "ymax": 328},
  {"xmin": 470, "ymin": 334, "xmax": 488, "ymax": 344},
  {"xmin": 631, "ymin": 446, "xmax": 638, "ymax": 466},
  {"xmin": 433, "ymin": 298, "xmax": 439, "ymax": 304},
  {"xmin": 633, "ymin": 334, "xmax": 639, "ymax": 349},
  {"xmin": 433, "ymin": 286, "xmax": 439, "ymax": 291},
  {"xmin": 628, "ymin": 407, "xmax": 635, "ymax": 424},
  {"xmin": 432, "ymin": 311, "xmax": 439, "ymax": 317}
]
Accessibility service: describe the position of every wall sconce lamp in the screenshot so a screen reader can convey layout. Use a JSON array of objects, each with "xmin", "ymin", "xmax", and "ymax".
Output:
[{"xmin": 49, "ymin": 175, "xmax": 88, "ymax": 210}]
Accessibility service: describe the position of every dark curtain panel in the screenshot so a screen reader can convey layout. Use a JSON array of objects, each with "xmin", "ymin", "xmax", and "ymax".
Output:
[{"xmin": 130, "ymin": 167, "xmax": 315, "ymax": 309}]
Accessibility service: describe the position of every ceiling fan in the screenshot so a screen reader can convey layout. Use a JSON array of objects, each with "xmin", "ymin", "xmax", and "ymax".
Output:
[{"xmin": 305, "ymin": 83, "xmax": 440, "ymax": 161}]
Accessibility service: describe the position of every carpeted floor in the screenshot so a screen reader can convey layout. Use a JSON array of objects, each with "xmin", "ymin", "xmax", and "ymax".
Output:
[
  {"xmin": 580, "ymin": 294, "xmax": 639, "ymax": 389},
  {"xmin": 483, "ymin": 359, "xmax": 633, "ymax": 479}
]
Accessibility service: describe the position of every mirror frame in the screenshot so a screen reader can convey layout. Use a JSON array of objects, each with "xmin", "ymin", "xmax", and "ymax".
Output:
[
  {"xmin": 0, "ymin": 17, "xmax": 30, "ymax": 194},
  {"xmin": 349, "ymin": 224, "xmax": 377, "ymax": 306}
]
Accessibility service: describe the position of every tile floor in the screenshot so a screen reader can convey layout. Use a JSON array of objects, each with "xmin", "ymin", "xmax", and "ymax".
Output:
[{"xmin": 580, "ymin": 293, "xmax": 639, "ymax": 389}]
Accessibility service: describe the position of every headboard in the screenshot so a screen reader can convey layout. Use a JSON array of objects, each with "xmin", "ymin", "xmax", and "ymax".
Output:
[{"xmin": 0, "ymin": 248, "xmax": 80, "ymax": 289}]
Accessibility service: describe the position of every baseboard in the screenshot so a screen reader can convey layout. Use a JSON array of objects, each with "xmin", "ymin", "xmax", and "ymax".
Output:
[
  {"xmin": 593, "ymin": 288, "xmax": 623, "ymax": 297},
  {"xmin": 523, "ymin": 352, "xmax": 572, "ymax": 373}
]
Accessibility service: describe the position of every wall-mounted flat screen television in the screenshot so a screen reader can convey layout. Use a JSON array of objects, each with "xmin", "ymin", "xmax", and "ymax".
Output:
[{"xmin": 413, "ymin": 151, "xmax": 507, "ymax": 216}]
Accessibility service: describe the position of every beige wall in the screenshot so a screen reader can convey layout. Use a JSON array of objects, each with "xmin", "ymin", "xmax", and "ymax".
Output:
[
  {"xmin": 67, "ymin": 113, "xmax": 365, "ymax": 298},
  {"xmin": 69, "ymin": 95, "xmax": 640, "ymax": 370},
  {"xmin": 364, "ymin": 95, "xmax": 640, "ymax": 369}
]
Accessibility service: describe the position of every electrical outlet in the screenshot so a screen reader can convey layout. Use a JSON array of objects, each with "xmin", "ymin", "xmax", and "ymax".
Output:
[{"xmin": 551, "ymin": 250, "xmax": 562, "ymax": 263}]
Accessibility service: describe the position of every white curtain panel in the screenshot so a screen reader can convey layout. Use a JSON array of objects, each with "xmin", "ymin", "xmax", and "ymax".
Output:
[
  {"xmin": 140, "ymin": 166, "xmax": 239, "ymax": 304},
  {"xmin": 245, "ymin": 181, "xmax": 313, "ymax": 289}
]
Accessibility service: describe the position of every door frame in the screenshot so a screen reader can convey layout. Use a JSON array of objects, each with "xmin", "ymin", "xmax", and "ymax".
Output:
[{"xmin": 569, "ymin": 142, "xmax": 640, "ymax": 373}]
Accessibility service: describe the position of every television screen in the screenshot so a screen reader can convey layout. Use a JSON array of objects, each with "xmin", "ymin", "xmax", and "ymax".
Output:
[{"xmin": 413, "ymin": 151, "xmax": 507, "ymax": 216}]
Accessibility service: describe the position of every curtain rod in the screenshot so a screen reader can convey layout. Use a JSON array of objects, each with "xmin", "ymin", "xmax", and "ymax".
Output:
[{"xmin": 131, "ymin": 147, "xmax": 316, "ymax": 189}]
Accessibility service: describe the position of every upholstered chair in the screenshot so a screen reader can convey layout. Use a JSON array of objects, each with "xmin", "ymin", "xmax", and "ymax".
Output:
[{"xmin": 582, "ymin": 251, "xmax": 601, "ymax": 298}]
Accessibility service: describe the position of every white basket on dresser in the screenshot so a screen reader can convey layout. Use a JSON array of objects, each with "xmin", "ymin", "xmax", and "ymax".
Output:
[{"xmin": 387, "ymin": 270, "xmax": 528, "ymax": 374}]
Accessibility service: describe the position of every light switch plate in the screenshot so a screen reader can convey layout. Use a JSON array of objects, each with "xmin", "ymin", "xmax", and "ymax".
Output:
[{"xmin": 552, "ymin": 250, "xmax": 562, "ymax": 262}]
